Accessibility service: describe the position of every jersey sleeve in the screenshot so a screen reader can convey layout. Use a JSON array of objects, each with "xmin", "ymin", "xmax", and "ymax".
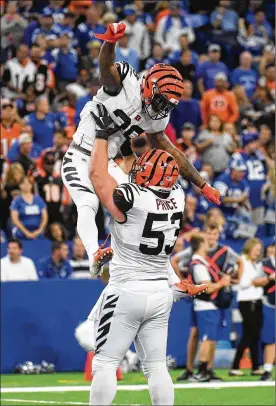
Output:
[
  {"xmin": 103, "ymin": 62, "xmax": 138, "ymax": 96},
  {"xmin": 113, "ymin": 183, "xmax": 135, "ymax": 213}
]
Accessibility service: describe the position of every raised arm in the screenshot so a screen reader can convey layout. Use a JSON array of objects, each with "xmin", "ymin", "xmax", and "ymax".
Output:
[
  {"xmin": 147, "ymin": 131, "xmax": 221, "ymax": 205},
  {"xmin": 95, "ymin": 22, "xmax": 126, "ymax": 92}
]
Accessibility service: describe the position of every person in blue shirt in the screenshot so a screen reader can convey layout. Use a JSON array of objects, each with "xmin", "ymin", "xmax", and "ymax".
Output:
[
  {"xmin": 114, "ymin": 30, "xmax": 139, "ymax": 73},
  {"xmin": 51, "ymin": 31, "xmax": 79, "ymax": 89},
  {"xmin": 168, "ymin": 31, "xmax": 199, "ymax": 66},
  {"xmin": 231, "ymin": 51, "xmax": 258, "ymax": 98},
  {"xmin": 196, "ymin": 44, "xmax": 228, "ymax": 95},
  {"xmin": 42, "ymin": 1, "xmax": 66, "ymax": 24},
  {"xmin": 210, "ymin": 1, "xmax": 239, "ymax": 32},
  {"xmin": 8, "ymin": 135, "xmax": 43, "ymax": 163},
  {"xmin": 170, "ymin": 80, "xmax": 202, "ymax": 136},
  {"xmin": 145, "ymin": 43, "xmax": 170, "ymax": 70},
  {"xmin": 213, "ymin": 160, "xmax": 250, "ymax": 218},
  {"xmin": 230, "ymin": 132, "xmax": 268, "ymax": 232},
  {"xmin": 31, "ymin": 10, "xmax": 59, "ymax": 46},
  {"xmin": 75, "ymin": 6, "xmax": 105, "ymax": 55},
  {"xmin": 24, "ymin": 96, "xmax": 67, "ymax": 149},
  {"xmin": 10, "ymin": 176, "xmax": 48, "ymax": 240},
  {"xmin": 252, "ymin": 9, "xmax": 273, "ymax": 39},
  {"xmin": 37, "ymin": 241, "xmax": 72, "ymax": 279}
]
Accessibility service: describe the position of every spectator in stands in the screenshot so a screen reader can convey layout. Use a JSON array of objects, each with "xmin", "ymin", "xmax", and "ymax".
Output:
[
  {"xmin": 230, "ymin": 238, "xmax": 264, "ymax": 377},
  {"xmin": 123, "ymin": 5, "xmax": 151, "ymax": 66},
  {"xmin": 260, "ymin": 64, "xmax": 275, "ymax": 99},
  {"xmin": 172, "ymin": 50, "xmax": 196, "ymax": 88},
  {"xmin": 170, "ymin": 80, "xmax": 202, "ymax": 136},
  {"xmin": 252, "ymin": 85, "xmax": 275, "ymax": 130},
  {"xmin": 0, "ymin": 163, "xmax": 25, "ymax": 234},
  {"xmin": 259, "ymin": 124, "xmax": 272, "ymax": 157},
  {"xmin": 34, "ymin": 149, "xmax": 64, "ymax": 224},
  {"xmin": 29, "ymin": 44, "xmax": 55, "ymax": 96},
  {"xmin": 114, "ymin": 29, "xmax": 139, "ymax": 73},
  {"xmin": 42, "ymin": 0, "xmax": 66, "ymax": 24},
  {"xmin": 1, "ymin": 238, "xmax": 38, "ymax": 282},
  {"xmin": 46, "ymin": 222, "xmax": 68, "ymax": 242},
  {"xmin": 30, "ymin": 10, "xmax": 59, "ymax": 49},
  {"xmin": 75, "ymin": 6, "xmax": 105, "ymax": 55},
  {"xmin": 14, "ymin": 133, "xmax": 36, "ymax": 175},
  {"xmin": 253, "ymin": 242, "xmax": 275, "ymax": 381},
  {"xmin": 154, "ymin": 1, "xmax": 195, "ymax": 53},
  {"xmin": 145, "ymin": 43, "xmax": 170, "ymax": 70},
  {"xmin": 201, "ymin": 72, "xmax": 239, "ymax": 126},
  {"xmin": 70, "ymin": 236, "xmax": 90, "ymax": 279},
  {"xmin": 253, "ymin": 8, "xmax": 273, "ymax": 39},
  {"xmin": 10, "ymin": 176, "xmax": 48, "ymax": 240},
  {"xmin": 232, "ymin": 85, "xmax": 254, "ymax": 128},
  {"xmin": 24, "ymin": 96, "xmax": 67, "ymax": 149},
  {"xmin": 223, "ymin": 122, "xmax": 240, "ymax": 146},
  {"xmin": 51, "ymin": 31, "xmax": 78, "ymax": 92},
  {"xmin": 134, "ymin": 0, "xmax": 155, "ymax": 33},
  {"xmin": 183, "ymin": 194, "xmax": 198, "ymax": 231},
  {"xmin": 0, "ymin": 98, "xmax": 22, "ymax": 157},
  {"xmin": 258, "ymin": 44, "xmax": 275, "ymax": 76},
  {"xmin": 231, "ymin": 132, "xmax": 267, "ymax": 231},
  {"xmin": 1, "ymin": 1, "xmax": 27, "ymax": 58},
  {"xmin": 189, "ymin": 233, "xmax": 231, "ymax": 382},
  {"xmin": 231, "ymin": 52, "xmax": 258, "ymax": 98},
  {"xmin": 196, "ymin": 115, "xmax": 236, "ymax": 177},
  {"xmin": 7, "ymin": 125, "xmax": 43, "ymax": 166},
  {"xmin": 196, "ymin": 44, "xmax": 228, "ymax": 95},
  {"xmin": 210, "ymin": 0, "xmax": 239, "ymax": 38},
  {"xmin": 213, "ymin": 160, "xmax": 250, "ymax": 219},
  {"xmin": 169, "ymin": 30, "xmax": 199, "ymax": 66},
  {"xmin": 80, "ymin": 40, "xmax": 101, "ymax": 81},
  {"xmin": 17, "ymin": 83, "xmax": 37, "ymax": 117},
  {"xmin": 37, "ymin": 241, "xmax": 72, "ymax": 279}
]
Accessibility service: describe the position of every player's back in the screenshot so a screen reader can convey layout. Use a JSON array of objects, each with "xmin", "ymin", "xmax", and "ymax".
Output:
[{"xmin": 109, "ymin": 182, "xmax": 185, "ymax": 283}]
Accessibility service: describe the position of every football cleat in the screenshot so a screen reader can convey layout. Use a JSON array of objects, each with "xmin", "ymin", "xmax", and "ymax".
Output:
[
  {"xmin": 194, "ymin": 371, "xmax": 211, "ymax": 382},
  {"xmin": 177, "ymin": 369, "xmax": 195, "ymax": 382},
  {"xmin": 91, "ymin": 247, "xmax": 113, "ymax": 277},
  {"xmin": 228, "ymin": 369, "xmax": 244, "ymax": 377},
  {"xmin": 172, "ymin": 279, "xmax": 208, "ymax": 301},
  {"xmin": 260, "ymin": 371, "xmax": 272, "ymax": 381},
  {"xmin": 208, "ymin": 369, "xmax": 223, "ymax": 381}
]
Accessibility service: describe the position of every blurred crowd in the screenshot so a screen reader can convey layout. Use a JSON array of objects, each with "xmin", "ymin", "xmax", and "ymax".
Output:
[{"xmin": 0, "ymin": 0, "xmax": 275, "ymax": 278}]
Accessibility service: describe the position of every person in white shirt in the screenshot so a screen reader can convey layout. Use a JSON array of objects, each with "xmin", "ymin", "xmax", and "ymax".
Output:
[
  {"xmin": 70, "ymin": 236, "xmax": 90, "ymax": 279},
  {"xmin": 189, "ymin": 233, "xmax": 231, "ymax": 382},
  {"xmin": 230, "ymin": 238, "xmax": 264, "ymax": 377},
  {"xmin": 1, "ymin": 238, "xmax": 38, "ymax": 282}
]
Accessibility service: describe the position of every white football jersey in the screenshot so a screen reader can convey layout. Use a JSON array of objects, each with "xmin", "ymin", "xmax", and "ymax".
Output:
[
  {"xmin": 73, "ymin": 62, "xmax": 170, "ymax": 159},
  {"xmin": 109, "ymin": 183, "xmax": 185, "ymax": 283}
]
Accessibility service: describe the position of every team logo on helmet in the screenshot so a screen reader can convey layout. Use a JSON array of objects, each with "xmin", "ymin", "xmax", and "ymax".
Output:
[{"xmin": 130, "ymin": 149, "xmax": 179, "ymax": 192}]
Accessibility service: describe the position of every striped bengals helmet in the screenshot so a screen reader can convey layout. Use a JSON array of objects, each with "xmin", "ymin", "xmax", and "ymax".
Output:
[
  {"xmin": 141, "ymin": 63, "xmax": 184, "ymax": 120},
  {"xmin": 130, "ymin": 149, "xmax": 179, "ymax": 192}
]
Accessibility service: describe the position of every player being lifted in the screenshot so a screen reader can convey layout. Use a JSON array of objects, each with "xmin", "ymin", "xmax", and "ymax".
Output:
[
  {"xmin": 88, "ymin": 116, "xmax": 208, "ymax": 405},
  {"xmin": 61, "ymin": 21, "xmax": 220, "ymax": 275}
]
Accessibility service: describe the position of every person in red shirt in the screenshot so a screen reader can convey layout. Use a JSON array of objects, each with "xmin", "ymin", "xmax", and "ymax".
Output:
[{"xmin": 201, "ymin": 72, "xmax": 239, "ymax": 126}]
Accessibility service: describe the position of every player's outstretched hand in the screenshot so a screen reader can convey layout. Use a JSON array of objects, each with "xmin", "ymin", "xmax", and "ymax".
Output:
[
  {"xmin": 201, "ymin": 183, "xmax": 221, "ymax": 205},
  {"xmin": 95, "ymin": 22, "xmax": 126, "ymax": 43}
]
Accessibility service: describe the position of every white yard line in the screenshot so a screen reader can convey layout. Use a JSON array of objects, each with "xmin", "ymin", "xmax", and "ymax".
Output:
[
  {"xmin": 0, "ymin": 401, "xmax": 139, "ymax": 406},
  {"xmin": 1, "ymin": 381, "xmax": 274, "ymax": 394}
]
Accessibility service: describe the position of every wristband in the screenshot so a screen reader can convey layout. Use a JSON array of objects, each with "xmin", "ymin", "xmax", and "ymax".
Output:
[
  {"xmin": 200, "ymin": 182, "xmax": 206, "ymax": 190},
  {"xmin": 95, "ymin": 130, "xmax": 109, "ymax": 140}
]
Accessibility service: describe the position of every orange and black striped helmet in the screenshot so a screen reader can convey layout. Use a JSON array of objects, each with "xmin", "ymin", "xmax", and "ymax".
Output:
[
  {"xmin": 130, "ymin": 148, "xmax": 179, "ymax": 192},
  {"xmin": 141, "ymin": 63, "xmax": 184, "ymax": 120}
]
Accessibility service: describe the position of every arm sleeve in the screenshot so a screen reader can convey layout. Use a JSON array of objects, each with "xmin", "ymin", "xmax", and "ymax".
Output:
[
  {"xmin": 193, "ymin": 264, "xmax": 211, "ymax": 284},
  {"xmin": 2, "ymin": 67, "xmax": 11, "ymax": 84},
  {"xmin": 113, "ymin": 184, "xmax": 135, "ymax": 213},
  {"xmin": 10, "ymin": 197, "xmax": 19, "ymax": 211}
]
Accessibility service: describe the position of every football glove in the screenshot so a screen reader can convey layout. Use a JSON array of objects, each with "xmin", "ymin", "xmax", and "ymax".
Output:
[
  {"xmin": 91, "ymin": 103, "xmax": 120, "ymax": 140},
  {"xmin": 94, "ymin": 22, "xmax": 126, "ymax": 43}
]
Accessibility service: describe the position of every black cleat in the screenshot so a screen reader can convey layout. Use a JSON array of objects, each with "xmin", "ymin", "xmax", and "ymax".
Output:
[
  {"xmin": 260, "ymin": 371, "xmax": 272, "ymax": 381},
  {"xmin": 177, "ymin": 369, "xmax": 194, "ymax": 381}
]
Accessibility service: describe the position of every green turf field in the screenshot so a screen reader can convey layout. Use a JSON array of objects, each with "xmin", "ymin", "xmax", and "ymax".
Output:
[{"xmin": 1, "ymin": 370, "xmax": 275, "ymax": 405}]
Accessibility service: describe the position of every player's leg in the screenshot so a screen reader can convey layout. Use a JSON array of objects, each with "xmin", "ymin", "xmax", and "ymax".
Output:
[
  {"xmin": 62, "ymin": 149, "xmax": 100, "ymax": 265},
  {"xmin": 134, "ymin": 287, "xmax": 174, "ymax": 405},
  {"xmin": 89, "ymin": 284, "xmax": 144, "ymax": 405}
]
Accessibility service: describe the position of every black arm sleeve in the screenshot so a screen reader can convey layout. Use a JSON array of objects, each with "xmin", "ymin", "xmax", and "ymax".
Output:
[
  {"xmin": 113, "ymin": 184, "xmax": 134, "ymax": 213},
  {"xmin": 2, "ymin": 67, "xmax": 11, "ymax": 84}
]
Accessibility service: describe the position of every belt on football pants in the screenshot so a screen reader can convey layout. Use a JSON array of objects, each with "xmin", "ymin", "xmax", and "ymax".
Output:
[{"xmin": 70, "ymin": 141, "xmax": 90, "ymax": 157}]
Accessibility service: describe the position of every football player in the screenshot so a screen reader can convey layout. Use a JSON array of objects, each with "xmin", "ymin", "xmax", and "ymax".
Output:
[
  {"xmin": 87, "ymin": 117, "xmax": 207, "ymax": 405},
  {"xmin": 61, "ymin": 21, "xmax": 220, "ymax": 276}
]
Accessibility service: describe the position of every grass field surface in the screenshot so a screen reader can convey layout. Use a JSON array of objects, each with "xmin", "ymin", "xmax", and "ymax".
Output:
[{"xmin": 1, "ymin": 370, "xmax": 275, "ymax": 405}]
